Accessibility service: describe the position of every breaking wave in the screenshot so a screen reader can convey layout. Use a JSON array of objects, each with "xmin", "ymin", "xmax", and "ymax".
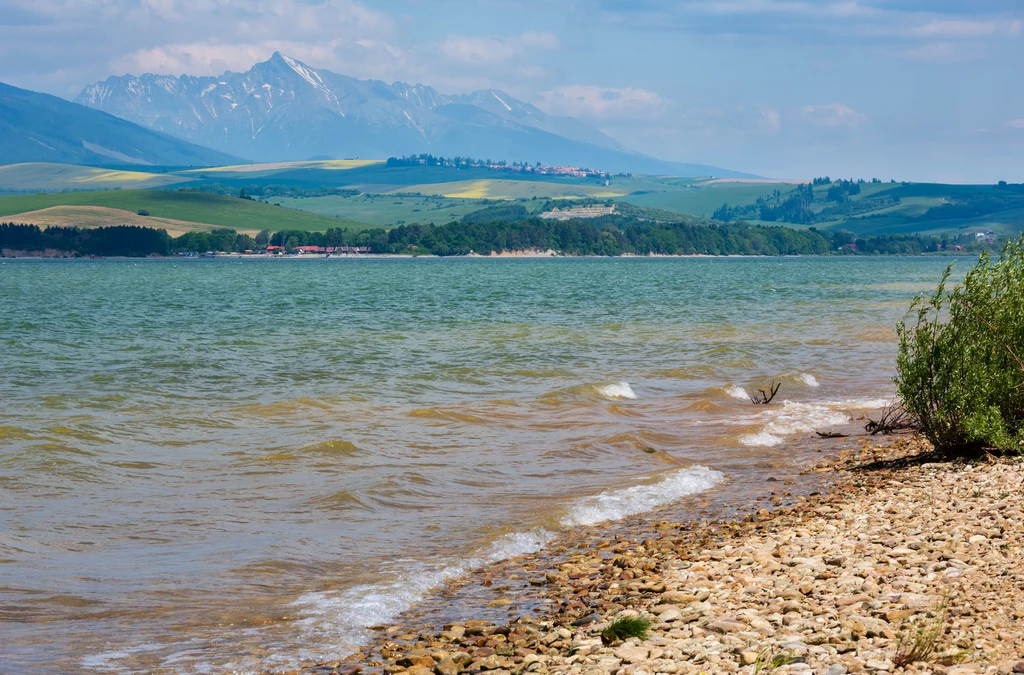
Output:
[
  {"xmin": 292, "ymin": 465, "xmax": 722, "ymax": 661},
  {"xmin": 561, "ymin": 465, "xmax": 724, "ymax": 527},
  {"xmin": 739, "ymin": 398, "xmax": 887, "ymax": 447},
  {"xmin": 595, "ymin": 382, "xmax": 638, "ymax": 400},
  {"xmin": 724, "ymin": 385, "xmax": 749, "ymax": 401}
]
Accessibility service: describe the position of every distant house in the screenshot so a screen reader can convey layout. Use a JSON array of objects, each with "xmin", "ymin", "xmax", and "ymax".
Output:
[
  {"xmin": 266, "ymin": 245, "xmax": 285, "ymax": 254},
  {"xmin": 294, "ymin": 245, "xmax": 324, "ymax": 254}
]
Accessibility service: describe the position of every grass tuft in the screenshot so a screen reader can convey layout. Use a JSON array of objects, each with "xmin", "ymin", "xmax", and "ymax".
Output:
[
  {"xmin": 892, "ymin": 597, "xmax": 950, "ymax": 668},
  {"xmin": 753, "ymin": 647, "xmax": 798, "ymax": 674},
  {"xmin": 601, "ymin": 615, "xmax": 652, "ymax": 643}
]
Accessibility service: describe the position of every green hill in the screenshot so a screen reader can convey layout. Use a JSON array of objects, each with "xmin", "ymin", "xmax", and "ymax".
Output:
[
  {"xmin": 0, "ymin": 163, "xmax": 193, "ymax": 192},
  {"xmin": 0, "ymin": 190, "xmax": 368, "ymax": 232},
  {"xmin": 708, "ymin": 179, "xmax": 1024, "ymax": 237},
  {"xmin": 0, "ymin": 82, "xmax": 240, "ymax": 167}
]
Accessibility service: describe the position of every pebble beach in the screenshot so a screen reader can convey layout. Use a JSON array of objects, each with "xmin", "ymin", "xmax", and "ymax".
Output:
[{"xmin": 307, "ymin": 436, "xmax": 1024, "ymax": 675}]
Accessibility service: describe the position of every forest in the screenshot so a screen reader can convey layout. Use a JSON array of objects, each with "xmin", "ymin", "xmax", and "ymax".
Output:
[{"xmin": 1, "ymin": 217, "xmax": 995, "ymax": 258}]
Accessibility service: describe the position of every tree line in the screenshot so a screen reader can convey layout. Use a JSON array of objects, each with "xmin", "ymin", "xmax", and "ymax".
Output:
[{"xmin": 1, "ymin": 218, "xmax": 997, "ymax": 258}]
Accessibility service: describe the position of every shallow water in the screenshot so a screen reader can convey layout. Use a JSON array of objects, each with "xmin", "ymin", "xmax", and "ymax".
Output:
[{"xmin": 0, "ymin": 256, "xmax": 955, "ymax": 673}]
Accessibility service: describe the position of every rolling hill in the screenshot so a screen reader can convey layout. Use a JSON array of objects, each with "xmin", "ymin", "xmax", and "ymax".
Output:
[
  {"xmin": 0, "ymin": 190, "xmax": 367, "ymax": 233},
  {"xmin": 75, "ymin": 53, "xmax": 752, "ymax": 177},
  {"xmin": 0, "ymin": 163, "xmax": 194, "ymax": 192},
  {"xmin": 0, "ymin": 82, "xmax": 241, "ymax": 167}
]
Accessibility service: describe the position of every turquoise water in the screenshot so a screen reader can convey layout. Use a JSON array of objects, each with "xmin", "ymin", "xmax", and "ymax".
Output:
[{"xmin": 0, "ymin": 257, "xmax": 954, "ymax": 673}]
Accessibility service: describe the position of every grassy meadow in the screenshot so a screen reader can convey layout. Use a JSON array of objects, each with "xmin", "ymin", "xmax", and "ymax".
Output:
[
  {"xmin": 0, "ymin": 163, "xmax": 193, "ymax": 192},
  {"xmin": 1, "ymin": 160, "xmax": 1020, "ymax": 238},
  {"xmin": 0, "ymin": 190, "xmax": 367, "ymax": 232}
]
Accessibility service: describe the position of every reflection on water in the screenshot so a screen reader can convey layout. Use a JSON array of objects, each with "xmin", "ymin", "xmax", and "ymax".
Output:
[{"xmin": 0, "ymin": 256, "xmax": 955, "ymax": 673}]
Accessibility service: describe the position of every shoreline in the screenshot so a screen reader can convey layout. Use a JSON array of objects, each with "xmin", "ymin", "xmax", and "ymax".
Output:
[
  {"xmin": 301, "ymin": 436, "xmax": 1024, "ymax": 675},
  {"xmin": 0, "ymin": 251, "xmax": 986, "ymax": 261}
]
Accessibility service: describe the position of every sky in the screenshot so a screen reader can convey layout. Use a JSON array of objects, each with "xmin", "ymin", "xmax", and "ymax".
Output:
[{"xmin": 1, "ymin": 0, "xmax": 1023, "ymax": 182}]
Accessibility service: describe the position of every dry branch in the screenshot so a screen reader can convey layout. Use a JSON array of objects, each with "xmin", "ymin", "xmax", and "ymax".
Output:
[{"xmin": 750, "ymin": 381, "xmax": 781, "ymax": 405}]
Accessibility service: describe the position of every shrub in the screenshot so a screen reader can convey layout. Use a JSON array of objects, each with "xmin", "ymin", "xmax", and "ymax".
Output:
[
  {"xmin": 601, "ymin": 615, "xmax": 651, "ymax": 643},
  {"xmin": 137, "ymin": 209, "xmax": 150, "ymax": 216},
  {"xmin": 896, "ymin": 236, "xmax": 1024, "ymax": 453}
]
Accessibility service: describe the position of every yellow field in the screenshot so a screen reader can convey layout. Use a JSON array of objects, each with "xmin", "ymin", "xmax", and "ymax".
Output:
[
  {"xmin": 183, "ymin": 159, "xmax": 384, "ymax": 174},
  {"xmin": 3, "ymin": 206, "xmax": 260, "ymax": 237},
  {"xmin": 389, "ymin": 179, "xmax": 628, "ymax": 200},
  {"xmin": 0, "ymin": 163, "xmax": 189, "ymax": 191}
]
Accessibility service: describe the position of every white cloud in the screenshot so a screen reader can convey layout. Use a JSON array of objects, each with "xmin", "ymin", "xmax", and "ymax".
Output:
[
  {"xmin": 903, "ymin": 41, "xmax": 986, "ymax": 64},
  {"xmin": 537, "ymin": 85, "xmax": 667, "ymax": 121},
  {"xmin": 909, "ymin": 20, "xmax": 999, "ymax": 38},
  {"xmin": 680, "ymin": 0, "xmax": 879, "ymax": 18},
  {"xmin": 1007, "ymin": 119, "xmax": 1024, "ymax": 129},
  {"xmin": 758, "ymin": 107, "xmax": 781, "ymax": 133},
  {"xmin": 440, "ymin": 32, "xmax": 559, "ymax": 64},
  {"xmin": 802, "ymin": 103, "xmax": 866, "ymax": 129}
]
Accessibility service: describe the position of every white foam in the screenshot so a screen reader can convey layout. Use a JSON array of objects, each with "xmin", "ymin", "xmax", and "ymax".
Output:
[
  {"xmin": 560, "ymin": 465, "xmax": 724, "ymax": 527},
  {"xmin": 596, "ymin": 382, "xmax": 638, "ymax": 400},
  {"xmin": 737, "ymin": 397, "xmax": 889, "ymax": 448},
  {"xmin": 739, "ymin": 431, "xmax": 784, "ymax": 447},
  {"xmin": 82, "ymin": 643, "xmax": 164, "ymax": 670},
  {"xmin": 724, "ymin": 385, "xmax": 749, "ymax": 401},
  {"xmin": 291, "ymin": 529, "xmax": 554, "ymax": 658},
  {"xmin": 292, "ymin": 465, "xmax": 725, "ymax": 659},
  {"xmin": 800, "ymin": 373, "xmax": 820, "ymax": 387},
  {"xmin": 764, "ymin": 401, "xmax": 850, "ymax": 436}
]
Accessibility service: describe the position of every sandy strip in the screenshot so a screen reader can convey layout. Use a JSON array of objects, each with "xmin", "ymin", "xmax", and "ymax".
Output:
[{"xmin": 306, "ymin": 437, "xmax": 1024, "ymax": 675}]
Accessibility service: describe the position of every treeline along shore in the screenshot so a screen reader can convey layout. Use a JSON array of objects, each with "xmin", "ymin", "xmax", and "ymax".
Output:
[{"xmin": 0, "ymin": 216, "xmax": 997, "ymax": 258}]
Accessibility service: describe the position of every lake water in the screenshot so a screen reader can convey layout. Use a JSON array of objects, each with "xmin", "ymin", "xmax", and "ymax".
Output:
[{"xmin": 0, "ymin": 256, "xmax": 953, "ymax": 673}]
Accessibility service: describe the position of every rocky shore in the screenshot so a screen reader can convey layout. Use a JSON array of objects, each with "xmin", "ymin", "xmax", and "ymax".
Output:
[{"xmin": 304, "ymin": 436, "xmax": 1024, "ymax": 675}]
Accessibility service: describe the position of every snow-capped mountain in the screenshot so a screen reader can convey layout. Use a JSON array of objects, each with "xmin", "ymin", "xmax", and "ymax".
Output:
[{"xmin": 76, "ymin": 53, "xmax": 748, "ymax": 176}]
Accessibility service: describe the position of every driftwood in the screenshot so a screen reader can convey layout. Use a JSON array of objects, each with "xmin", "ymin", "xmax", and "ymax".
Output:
[
  {"xmin": 866, "ymin": 400, "xmax": 919, "ymax": 435},
  {"xmin": 816, "ymin": 431, "xmax": 848, "ymax": 439},
  {"xmin": 750, "ymin": 381, "xmax": 781, "ymax": 405}
]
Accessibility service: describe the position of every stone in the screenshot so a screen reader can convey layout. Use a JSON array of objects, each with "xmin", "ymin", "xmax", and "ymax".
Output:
[
  {"xmin": 613, "ymin": 646, "xmax": 650, "ymax": 663},
  {"xmin": 434, "ymin": 658, "xmax": 459, "ymax": 675},
  {"xmin": 707, "ymin": 618, "xmax": 744, "ymax": 634},
  {"xmin": 658, "ymin": 609, "xmax": 683, "ymax": 623},
  {"xmin": 739, "ymin": 651, "xmax": 759, "ymax": 666},
  {"xmin": 660, "ymin": 591, "xmax": 698, "ymax": 605},
  {"xmin": 827, "ymin": 666, "xmax": 848, "ymax": 675}
]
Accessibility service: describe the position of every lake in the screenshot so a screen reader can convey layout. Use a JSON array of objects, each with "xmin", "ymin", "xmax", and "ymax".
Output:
[{"xmin": 0, "ymin": 256, "xmax": 953, "ymax": 673}]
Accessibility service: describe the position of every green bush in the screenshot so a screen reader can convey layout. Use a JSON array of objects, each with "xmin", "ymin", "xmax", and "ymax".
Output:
[
  {"xmin": 601, "ymin": 615, "xmax": 651, "ymax": 643},
  {"xmin": 896, "ymin": 236, "xmax": 1024, "ymax": 453}
]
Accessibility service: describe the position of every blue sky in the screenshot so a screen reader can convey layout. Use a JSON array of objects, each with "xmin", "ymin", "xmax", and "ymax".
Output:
[{"xmin": 1, "ymin": 0, "xmax": 1022, "ymax": 181}]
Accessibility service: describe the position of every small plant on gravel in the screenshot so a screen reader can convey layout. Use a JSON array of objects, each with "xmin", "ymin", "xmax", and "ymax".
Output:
[
  {"xmin": 600, "ymin": 615, "xmax": 651, "ymax": 643},
  {"xmin": 896, "ymin": 235, "xmax": 1024, "ymax": 454},
  {"xmin": 753, "ymin": 646, "xmax": 798, "ymax": 674},
  {"xmin": 892, "ymin": 598, "xmax": 950, "ymax": 668}
]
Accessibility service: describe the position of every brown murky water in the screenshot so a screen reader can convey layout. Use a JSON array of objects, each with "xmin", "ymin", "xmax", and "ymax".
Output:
[{"xmin": 0, "ymin": 256, "xmax": 957, "ymax": 673}]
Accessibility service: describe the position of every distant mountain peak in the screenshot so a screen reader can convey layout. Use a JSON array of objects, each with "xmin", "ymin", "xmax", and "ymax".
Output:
[{"xmin": 73, "ymin": 58, "xmax": 752, "ymax": 177}]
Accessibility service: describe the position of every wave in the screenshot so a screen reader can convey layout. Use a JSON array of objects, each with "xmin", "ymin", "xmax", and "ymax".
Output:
[
  {"xmin": 595, "ymin": 382, "xmax": 637, "ymax": 400},
  {"xmin": 724, "ymin": 385, "xmax": 749, "ymax": 401},
  {"xmin": 291, "ymin": 530, "xmax": 554, "ymax": 659},
  {"xmin": 291, "ymin": 465, "xmax": 722, "ymax": 662},
  {"xmin": 738, "ymin": 397, "xmax": 887, "ymax": 447},
  {"xmin": 800, "ymin": 373, "xmax": 820, "ymax": 387},
  {"xmin": 560, "ymin": 465, "xmax": 724, "ymax": 527},
  {"xmin": 739, "ymin": 431, "xmax": 784, "ymax": 447}
]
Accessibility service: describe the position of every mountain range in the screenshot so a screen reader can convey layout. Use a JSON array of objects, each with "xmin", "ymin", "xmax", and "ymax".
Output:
[
  {"xmin": 75, "ymin": 53, "xmax": 751, "ymax": 177},
  {"xmin": 0, "ymin": 82, "xmax": 239, "ymax": 167}
]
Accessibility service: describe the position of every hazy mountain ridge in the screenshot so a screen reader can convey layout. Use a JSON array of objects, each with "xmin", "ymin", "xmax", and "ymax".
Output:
[
  {"xmin": 0, "ymin": 82, "xmax": 241, "ymax": 167},
  {"xmin": 76, "ymin": 53, "xmax": 752, "ymax": 177}
]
